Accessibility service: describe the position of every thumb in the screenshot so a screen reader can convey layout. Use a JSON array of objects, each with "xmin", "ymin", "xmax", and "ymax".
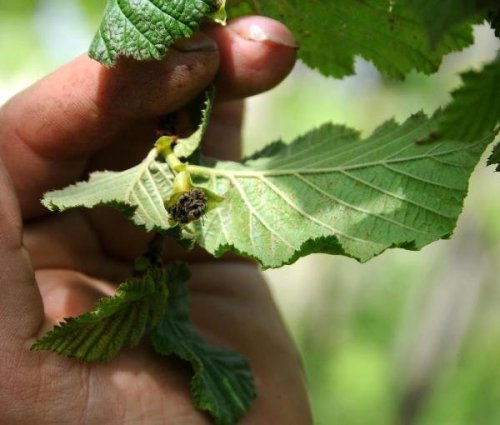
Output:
[{"xmin": 0, "ymin": 159, "xmax": 43, "ymax": 347}]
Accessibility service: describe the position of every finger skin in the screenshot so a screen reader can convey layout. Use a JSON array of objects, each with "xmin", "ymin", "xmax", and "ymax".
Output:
[
  {"xmin": 206, "ymin": 16, "xmax": 298, "ymax": 100},
  {"xmin": 202, "ymin": 100, "xmax": 245, "ymax": 160},
  {"xmin": 2, "ymin": 33, "xmax": 220, "ymax": 160},
  {"xmin": 0, "ymin": 158, "xmax": 43, "ymax": 346},
  {"xmin": 190, "ymin": 263, "xmax": 313, "ymax": 425}
]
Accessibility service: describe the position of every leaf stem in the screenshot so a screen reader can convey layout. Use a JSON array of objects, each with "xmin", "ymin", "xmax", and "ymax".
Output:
[
  {"xmin": 185, "ymin": 164, "xmax": 217, "ymax": 178},
  {"xmin": 133, "ymin": 233, "xmax": 166, "ymax": 274},
  {"xmin": 156, "ymin": 136, "xmax": 185, "ymax": 173}
]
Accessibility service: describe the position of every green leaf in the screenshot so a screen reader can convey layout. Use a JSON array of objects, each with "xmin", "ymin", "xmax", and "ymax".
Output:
[
  {"xmin": 407, "ymin": 0, "xmax": 492, "ymax": 44},
  {"xmin": 438, "ymin": 58, "xmax": 500, "ymax": 143},
  {"xmin": 151, "ymin": 262, "xmax": 256, "ymax": 425},
  {"xmin": 43, "ymin": 149, "xmax": 174, "ymax": 231},
  {"xmin": 174, "ymin": 86, "xmax": 215, "ymax": 159},
  {"xmin": 192, "ymin": 112, "xmax": 494, "ymax": 268},
  {"xmin": 228, "ymin": 0, "xmax": 474, "ymax": 78},
  {"xmin": 31, "ymin": 267, "xmax": 170, "ymax": 362},
  {"xmin": 89, "ymin": 0, "xmax": 224, "ymax": 66},
  {"xmin": 45, "ymin": 112, "xmax": 495, "ymax": 268}
]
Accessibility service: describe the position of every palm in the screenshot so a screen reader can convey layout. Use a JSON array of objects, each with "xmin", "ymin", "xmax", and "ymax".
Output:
[{"xmin": 23, "ymin": 204, "xmax": 307, "ymax": 424}]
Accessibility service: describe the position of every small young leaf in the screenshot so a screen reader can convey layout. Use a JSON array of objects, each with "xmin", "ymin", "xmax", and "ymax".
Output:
[
  {"xmin": 43, "ymin": 149, "xmax": 175, "ymax": 231},
  {"xmin": 228, "ymin": 0, "xmax": 474, "ymax": 78},
  {"xmin": 174, "ymin": 87, "xmax": 215, "ymax": 159},
  {"xmin": 193, "ymin": 112, "xmax": 495, "ymax": 268},
  {"xmin": 438, "ymin": 58, "xmax": 500, "ymax": 143},
  {"xmin": 31, "ymin": 268, "xmax": 170, "ymax": 362},
  {"xmin": 90, "ymin": 0, "xmax": 224, "ymax": 66},
  {"xmin": 151, "ymin": 262, "xmax": 256, "ymax": 425}
]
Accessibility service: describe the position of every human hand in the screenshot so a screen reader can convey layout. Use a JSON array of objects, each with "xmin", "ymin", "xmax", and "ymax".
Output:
[{"xmin": 0, "ymin": 16, "xmax": 312, "ymax": 425}]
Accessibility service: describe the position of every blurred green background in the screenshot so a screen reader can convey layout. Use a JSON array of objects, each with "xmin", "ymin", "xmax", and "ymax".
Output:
[{"xmin": 1, "ymin": 1, "xmax": 500, "ymax": 424}]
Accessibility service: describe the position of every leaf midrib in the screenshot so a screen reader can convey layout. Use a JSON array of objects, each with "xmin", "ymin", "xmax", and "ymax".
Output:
[
  {"xmin": 245, "ymin": 119, "xmax": 441, "ymax": 171},
  {"xmin": 200, "ymin": 140, "xmax": 481, "ymax": 178}
]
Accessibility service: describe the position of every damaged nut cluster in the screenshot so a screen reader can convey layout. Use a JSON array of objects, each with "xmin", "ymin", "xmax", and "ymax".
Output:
[{"xmin": 168, "ymin": 188, "xmax": 208, "ymax": 224}]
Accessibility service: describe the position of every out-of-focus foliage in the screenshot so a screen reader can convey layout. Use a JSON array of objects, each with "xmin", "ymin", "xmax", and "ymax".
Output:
[
  {"xmin": 271, "ymin": 214, "xmax": 500, "ymax": 425},
  {"xmin": 0, "ymin": 0, "xmax": 101, "ymax": 80},
  {"xmin": 438, "ymin": 58, "xmax": 500, "ymax": 142},
  {"xmin": 247, "ymin": 25, "xmax": 500, "ymax": 425}
]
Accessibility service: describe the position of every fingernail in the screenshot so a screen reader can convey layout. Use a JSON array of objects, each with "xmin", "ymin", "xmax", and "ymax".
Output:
[
  {"xmin": 173, "ymin": 33, "xmax": 219, "ymax": 53},
  {"xmin": 229, "ymin": 19, "xmax": 299, "ymax": 49}
]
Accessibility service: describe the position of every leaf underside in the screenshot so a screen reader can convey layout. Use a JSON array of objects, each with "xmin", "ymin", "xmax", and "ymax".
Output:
[
  {"xmin": 228, "ymin": 0, "xmax": 474, "ymax": 78},
  {"xmin": 194, "ymin": 112, "xmax": 495, "ymax": 268},
  {"xmin": 151, "ymin": 262, "xmax": 256, "ymax": 425},
  {"xmin": 31, "ymin": 268, "xmax": 170, "ymax": 362},
  {"xmin": 90, "ymin": 0, "xmax": 221, "ymax": 66},
  {"xmin": 42, "ymin": 149, "xmax": 175, "ymax": 231},
  {"xmin": 44, "ymin": 113, "xmax": 494, "ymax": 269}
]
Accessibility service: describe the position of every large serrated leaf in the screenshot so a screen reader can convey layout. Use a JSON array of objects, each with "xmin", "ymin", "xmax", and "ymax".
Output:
[
  {"xmin": 439, "ymin": 58, "xmax": 500, "ymax": 143},
  {"xmin": 228, "ymin": 0, "xmax": 474, "ymax": 79},
  {"xmin": 44, "ymin": 113, "xmax": 495, "ymax": 268},
  {"xmin": 151, "ymin": 262, "xmax": 255, "ymax": 425},
  {"xmin": 31, "ymin": 268, "xmax": 170, "ymax": 362},
  {"xmin": 193, "ymin": 112, "xmax": 495, "ymax": 268},
  {"xmin": 90, "ymin": 0, "xmax": 223, "ymax": 66},
  {"xmin": 43, "ymin": 150, "xmax": 175, "ymax": 231}
]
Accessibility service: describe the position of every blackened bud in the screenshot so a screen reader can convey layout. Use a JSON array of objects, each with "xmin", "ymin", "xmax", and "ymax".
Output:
[{"xmin": 168, "ymin": 188, "xmax": 208, "ymax": 224}]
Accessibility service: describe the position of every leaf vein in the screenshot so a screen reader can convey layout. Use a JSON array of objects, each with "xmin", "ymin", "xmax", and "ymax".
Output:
[
  {"xmin": 295, "ymin": 173, "xmax": 441, "ymax": 236},
  {"xmin": 259, "ymin": 176, "xmax": 372, "ymax": 244},
  {"xmin": 115, "ymin": 0, "xmax": 160, "ymax": 54},
  {"xmin": 341, "ymin": 171, "xmax": 454, "ymax": 219},
  {"xmin": 382, "ymin": 164, "xmax": 464, "ymax": 191},
  {"xmin": 146, "ymin": 0, "xmax": 192, "ymax": 29},
  {"xmin": 230, "ymin": 177, "xmax": 295, "ymax": 250}
]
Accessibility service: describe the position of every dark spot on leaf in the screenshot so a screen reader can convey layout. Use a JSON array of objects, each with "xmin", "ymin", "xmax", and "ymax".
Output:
[{"xmin": 169, "ymin": 189, "xmax": 207, "ymax": 224}]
